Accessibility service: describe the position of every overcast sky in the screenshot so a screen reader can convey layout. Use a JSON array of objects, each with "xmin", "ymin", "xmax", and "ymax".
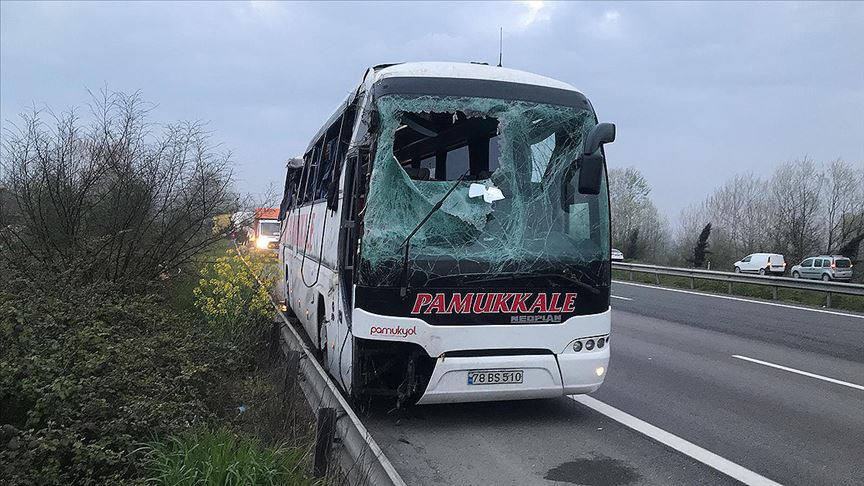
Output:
[{"xmin": 2, "ymin": 1, "xmax": 862, "ymax": 222}]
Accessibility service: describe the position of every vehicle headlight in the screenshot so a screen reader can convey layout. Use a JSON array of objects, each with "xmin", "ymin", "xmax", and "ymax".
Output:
[{"xmin": 256, "ymin": 238, "xmax": 269, "ymax": 249}]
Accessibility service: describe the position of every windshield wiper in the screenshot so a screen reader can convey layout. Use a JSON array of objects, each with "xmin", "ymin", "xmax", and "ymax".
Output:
[
  {"xmin": 399, "ymin": 170, "xmax": 469, "ymax": 297},
  {"xmin": 461, "ymin": 270, "xmax": 602, "ymax": 296}
]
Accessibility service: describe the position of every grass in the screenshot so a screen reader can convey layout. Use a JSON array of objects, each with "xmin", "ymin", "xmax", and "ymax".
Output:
[
  {"xmin": 145, "ymin": 240, "xmax": 323, "ymax": 486},
  {"xmin": 612, "ymin": 269, "xmax": 864, "ymax": 313},
  {"xmin": 141, "ymin": 427, "xmax": 316, "ymax": 486}
]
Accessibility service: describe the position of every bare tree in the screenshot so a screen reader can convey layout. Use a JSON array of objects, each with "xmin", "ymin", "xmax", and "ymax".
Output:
[
  {"xmin": 823, "ymin": 158, "xmax": 864, "ymax": 253},
  {"xmin": 608, "ymin": 167, "xmax": 650, "ymax": 248},
  {"xmin": 674, "ymin": 158, "xmax": 863, "ymax": 272},
  {"xmin": 767, "ymin": 157, "xmax": 824, "ymax": 264},
  {"xmin": 638, "ymin": 203, "xmax": 671, "ymax": 262},
  {"xmin": 703, "ymin": 174, "xmax": 770, "ymax": 257},
  {"xmin": 608, "ymin": 166, "xmax": 669, "ymax": 261},
  {"xmin": 0, "ymin": 89, "xmax": 239, "ymax": 285}
]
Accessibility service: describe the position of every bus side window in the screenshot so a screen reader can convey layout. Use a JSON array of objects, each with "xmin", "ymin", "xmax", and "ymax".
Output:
[
  {"xmin": 317, "ymin": 137, "xmax": 337, "ymax": 200},
  {"xmin": 278, "ymin": 164, "xmax": 301, "ymax": 220},
  {"xmin": 309, "ymin": 106, "xmax": 358, "ymax": 205},
  {"xmin": 329, "ymin": 106, "xmax": 357, "ymax": 202},
  {"xmin": 296, "ymin": 152, "xmax": 312, "ymax": 206},
  {"xmin": 305, "ymin": 143, "xmax": 322, "ymax": 203}
]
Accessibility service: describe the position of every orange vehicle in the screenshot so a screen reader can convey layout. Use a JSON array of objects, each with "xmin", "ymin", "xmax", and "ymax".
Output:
[{"xmin": 251, "ymin": 207, "xmax": 280, "ymax": 250}]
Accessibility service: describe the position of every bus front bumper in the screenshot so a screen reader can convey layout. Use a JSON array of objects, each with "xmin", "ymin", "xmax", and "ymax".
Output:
[{"xmin": 415, "ymin": 348, "xmax": 609, "ymax": 405}]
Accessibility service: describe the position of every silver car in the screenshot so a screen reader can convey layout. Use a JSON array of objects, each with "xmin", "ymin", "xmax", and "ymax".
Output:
[
  {"xmin": 790, "ymin": 255, "xmax": 853, "ymax": 281},
  {"xmin": 611, "ymin": 248, "xmax": 624, "ymax": 262}
]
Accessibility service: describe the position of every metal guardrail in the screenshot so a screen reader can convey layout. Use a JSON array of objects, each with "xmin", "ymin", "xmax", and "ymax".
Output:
[
  {"xmin": 235, "ymin": 245, "xmax": 406, "ymax": 486},
  {"xmin": 274, "ymin": 312, "xmax": 406, "ymax": 486},
  {"xmin": 612, "ymin": 262, "xmax": 864, "ymax": 308}
]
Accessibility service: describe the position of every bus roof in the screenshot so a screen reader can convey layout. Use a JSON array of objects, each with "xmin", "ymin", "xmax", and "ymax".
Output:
[
  {"xmin": 303, "ymin": 62, "xmax": 584, "ymax": 154},
  {"xmin": 370, "ymin": 62, "xmax": 580, "ymax": 92}
]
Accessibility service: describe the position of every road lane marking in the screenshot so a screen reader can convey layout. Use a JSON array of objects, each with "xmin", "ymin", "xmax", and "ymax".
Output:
[
  {"xmin": 570, "ymin": 395, "xmax": 783, "ymax": 486},
  {"xmin": 613, "ymin": 280, "xmax": 864, "ymax": 319},
  {"xmin": 611, "ymin": 295, "xmax": 632, "ymax": 301},
  {"xmin": 732, "ymin": 355, "xmax": 864, "ymax": 391}
]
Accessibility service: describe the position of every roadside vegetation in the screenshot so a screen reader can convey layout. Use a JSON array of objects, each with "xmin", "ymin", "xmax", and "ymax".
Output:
[
  {"xmin": 0, "ymin": 90, "xmax": 317, "ymax": 485},
  {"xmin": 609, "ymin": 159, "xmax": 864, "ymax": 282}
]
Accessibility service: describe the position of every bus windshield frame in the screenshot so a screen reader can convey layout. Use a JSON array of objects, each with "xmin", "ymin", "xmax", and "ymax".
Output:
[{"xmin": 356, "ymin": 82, "xmax": 610, "ymax": 294}]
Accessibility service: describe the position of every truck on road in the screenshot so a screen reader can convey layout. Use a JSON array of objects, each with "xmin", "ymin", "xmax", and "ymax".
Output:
[{"xmin": 251, "ymin": 207, "xmax": 280, "ymax": 250}]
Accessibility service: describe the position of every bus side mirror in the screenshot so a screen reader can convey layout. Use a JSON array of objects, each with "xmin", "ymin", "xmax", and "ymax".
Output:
[
  {"xmin": 577, "ymin": 153, "xmax": 603, "ymax": 195},
  {"xmin": 577, "ymin": 122, "xmax": 615, "ymax": 195},
  {"xmin": 584, "ymin": 122, "xmax": 616, "ymax": 156}
]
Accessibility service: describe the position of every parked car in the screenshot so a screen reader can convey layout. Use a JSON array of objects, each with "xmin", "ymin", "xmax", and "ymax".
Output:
[
  {"xmin": 733, "ymin": 253, "xmax": 786, "ymax": 275},
  {"xmin": 611, "ymin": 248, "xmax": 624, "ymax": 262},
  {"xmin": 790, "ymin": 255, "xmax": 853, "ymax": 281}
]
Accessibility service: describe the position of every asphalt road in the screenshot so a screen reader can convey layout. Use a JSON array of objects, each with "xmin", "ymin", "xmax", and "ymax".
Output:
[{"xmin": 363, "ymin": 282, "xmax": 864, "ymax": 486}]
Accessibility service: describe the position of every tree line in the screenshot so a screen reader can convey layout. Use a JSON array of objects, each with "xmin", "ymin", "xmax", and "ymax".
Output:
[
  {"xmin": 608, "ymin": 158, "xmax": 864, "ymax": 273},
  {"xmin": 0, "ymin": 89, "xmax": 240, "ymax": 285}
]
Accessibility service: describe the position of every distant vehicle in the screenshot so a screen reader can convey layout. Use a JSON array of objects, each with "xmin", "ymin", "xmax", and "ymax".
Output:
[
  {"xmin": 733, "ymin": 253, "xmax": 785, "ymax": 275},
  {"xmin": 790, "ymin": 255, "xmax": 853, "ymax": 281},
  {"xmin": 252, "ymin": 207, "xmax": 280, "ymax": 250},
  {"xmin": 611, "ymin": 248, "xmax": 624, "ymax": 261}
]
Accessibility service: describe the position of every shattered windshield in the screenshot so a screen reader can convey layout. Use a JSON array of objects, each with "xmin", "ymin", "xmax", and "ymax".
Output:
[{"xmin": 358, "ymin": 94, "xmax": 609, "ymax": 287}]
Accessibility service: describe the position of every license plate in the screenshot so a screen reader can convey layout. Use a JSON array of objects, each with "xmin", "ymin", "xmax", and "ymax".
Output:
[{"xmin": 467, "ymin": 369, "xmax": 524, "ymax": 385}]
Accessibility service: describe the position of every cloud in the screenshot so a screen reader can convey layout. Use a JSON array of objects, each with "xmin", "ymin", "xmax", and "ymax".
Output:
[
  {"xmin": 2, "ymin": 1, "xmax": 862, "ymax": 221},
  {"xmin": 590, "ymin": 8, "xmax": 623, "ymax": 39},
  {"xmin": 519, "ymin": 1, "xmax": 551, "ymax": 29}
]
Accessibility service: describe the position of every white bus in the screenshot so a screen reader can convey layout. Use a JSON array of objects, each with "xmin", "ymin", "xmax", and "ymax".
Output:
[{"xmin": 278, "ymin": 62, "xmax": 615, "ymax": 406}]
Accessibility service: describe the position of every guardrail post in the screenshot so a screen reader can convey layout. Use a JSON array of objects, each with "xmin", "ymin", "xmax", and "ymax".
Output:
[
  {"xmin": 629, "ymin": 270, "xmax": 633, "ymax": 281},
  {"xmin": 689, "ymin": 277, "xmax": 695, "ymax": 289},
  {"xmin": 826, "ymin": 292, "xmax": 832, "ymax": 308},
  {"xmin": 285, "ymin": 350, "xmax": 301, "ymax": 386},
  {"xmin": 655, "ymin": 272, "xmax": 660, "ymax": 285},
  {"xmin": 772, "ymin": 286, "xmax": 778, "ymax": 300},
  {"xmin": 283, "ymin": 350, "xmax": 302, "ymax": 432},
  {"xmin": 269, "ymin": 319, "xmax": 281, "ymax": 361},
  {"xmin": 727, "ymin": 281, "xmax": 732, "ymax": 294},
  {"xmin": 313, "ymin": 407, "xmax": 337, "ymax": 477}
]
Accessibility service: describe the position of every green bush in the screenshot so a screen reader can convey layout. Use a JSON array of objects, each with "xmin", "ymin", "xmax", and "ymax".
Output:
[
  {"xmin": 141, "ymin": 427, "xmax": 314, "ymax": 486},
  {"xmin": 193, "ymin": 249, "xmax": 276, "ymax": 344},
  {"xmin": 0, "ymin": 262, "xmax": 266, "ymax": 485}
]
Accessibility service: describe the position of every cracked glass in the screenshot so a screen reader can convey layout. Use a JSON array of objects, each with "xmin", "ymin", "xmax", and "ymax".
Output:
[{"xmin": 358, "ymin": 94, "xmax": 609, "ymax": 288}]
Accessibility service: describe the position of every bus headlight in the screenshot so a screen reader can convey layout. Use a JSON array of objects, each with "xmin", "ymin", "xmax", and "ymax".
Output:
[
  {"xmin": 568, "ymin": 334, "xmax": 609, "ymax": 353},
  {"xmin": 595, "ymin": 366, "xmax": 605, "ymax": 377}
]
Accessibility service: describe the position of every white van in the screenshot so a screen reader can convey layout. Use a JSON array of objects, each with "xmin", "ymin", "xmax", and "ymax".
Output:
[{"xmin": 733, "ymin": 253, "xmax": 786, "ymax": 275}]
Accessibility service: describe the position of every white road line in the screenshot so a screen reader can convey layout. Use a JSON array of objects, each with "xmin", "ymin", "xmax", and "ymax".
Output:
[
  {"xmin": 570, "ymin": 395, "xmax": 783, "ymax": 486},
  {"xmin": 611, "ymin": 295, "xmax": 632, "ymax": 301},
  {"xmin": 732, "ymin": 355, "xmax": 864, "ymax": 391},
  {"xmin": 613, "ymin": 280, "xmax": 864, "ymax": 320}
]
